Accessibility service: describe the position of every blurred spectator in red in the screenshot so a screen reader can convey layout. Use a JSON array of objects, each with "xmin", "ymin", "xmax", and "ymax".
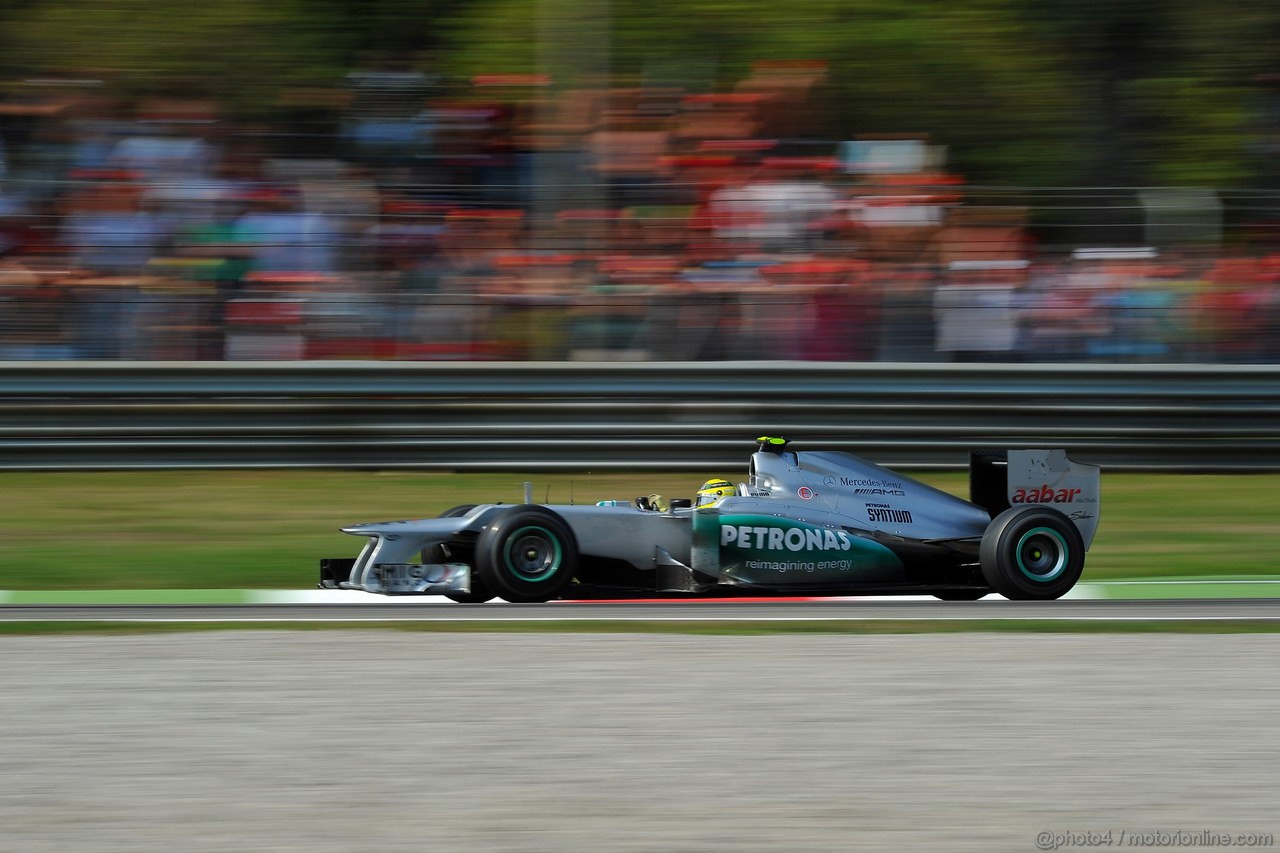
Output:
[
  {"xmin": 1190, "ymin": 256, "xmax": 1274, "ymax": 362},
  {"xmin": 762, "ymin": 259, "xmax": 879, "ymax": 361}
]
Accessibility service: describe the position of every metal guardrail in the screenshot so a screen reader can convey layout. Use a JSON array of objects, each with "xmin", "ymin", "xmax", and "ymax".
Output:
[{"xmin": 1, "ymin": 361, "xmax": 1278, "ymax": 471}]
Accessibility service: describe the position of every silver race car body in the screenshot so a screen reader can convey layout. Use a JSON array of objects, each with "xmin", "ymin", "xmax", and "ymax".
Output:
[{"xmin": 320, "ymin": 437, "xmax": 1100, "ymax": 601}]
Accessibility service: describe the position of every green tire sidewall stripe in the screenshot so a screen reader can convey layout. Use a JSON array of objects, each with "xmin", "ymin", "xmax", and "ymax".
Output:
[
  {"xmin": 1015, "ymin": 526, "xmax": 1069, "ymax": 582},
  {"xmin": 503, "ymin": 525, "xmax": 563, "ymax": 583}
]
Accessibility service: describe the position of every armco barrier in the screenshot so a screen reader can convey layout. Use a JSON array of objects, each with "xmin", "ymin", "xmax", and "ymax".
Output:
[{"xmin": 1, "ymin": 361, "xmax": 1278, "ymax": 471}]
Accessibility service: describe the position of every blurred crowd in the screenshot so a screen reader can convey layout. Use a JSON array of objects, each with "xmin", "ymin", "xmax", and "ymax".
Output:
[{"xmin": 0, "ymin": 63, "xmax": 1278, "ymax": 362}]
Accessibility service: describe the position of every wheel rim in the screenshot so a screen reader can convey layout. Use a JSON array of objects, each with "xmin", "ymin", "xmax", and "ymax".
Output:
[
  {"xmin": 503, "ymin": 526, "xmax": 562, "ymax": 583},
  {"xmin": 1015, "ymin": 527, "xmax": 1069, "ymax": 581}
]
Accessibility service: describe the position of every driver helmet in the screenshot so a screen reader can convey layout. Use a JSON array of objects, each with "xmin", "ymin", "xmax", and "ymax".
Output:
[{"xmin": 695, "ymin": 478, "xmax": 736, "ymax": 508}]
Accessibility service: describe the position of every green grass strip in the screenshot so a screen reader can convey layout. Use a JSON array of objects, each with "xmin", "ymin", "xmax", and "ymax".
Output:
[{"xmin": 1091, "ymin": 582, "xmax": 1280, "ymax": 600}]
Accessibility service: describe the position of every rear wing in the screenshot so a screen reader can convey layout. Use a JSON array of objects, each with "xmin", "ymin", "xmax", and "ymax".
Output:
[{"xmin": 970, "ymin": 449, "xmax": 1101, "ymax": 548}]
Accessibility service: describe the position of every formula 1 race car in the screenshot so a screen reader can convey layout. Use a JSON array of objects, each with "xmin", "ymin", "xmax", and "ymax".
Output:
[{"xmin": 319, "ymin": 437, "xmax": 1100, "ymax": 602}]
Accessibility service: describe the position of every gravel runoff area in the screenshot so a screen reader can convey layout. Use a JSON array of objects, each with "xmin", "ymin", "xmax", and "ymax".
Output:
[{"xmin": 1, "ymin": 632, "xmax": 1278, "ymax": 852}]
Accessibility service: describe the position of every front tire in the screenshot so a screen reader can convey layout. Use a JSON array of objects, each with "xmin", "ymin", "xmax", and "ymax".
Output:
[
  {"xmin": 426, "ymin": 504, "xmax": 495, "ymax": 604},
  {"xmin": 980, "ymin": 506, "xmax": 1085, "ymax": 601},
  {"xmin": 475, "ymin": 506, "xmax": 578, "ymax": 603}
]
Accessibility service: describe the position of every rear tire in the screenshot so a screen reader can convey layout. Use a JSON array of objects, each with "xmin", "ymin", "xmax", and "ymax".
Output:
[
  {"xmin": 425, "ymin": 504, "xmax": 495, "ymax": 604},
  {"xmin": 980, "ymin": 506, "xmax": 1084, "ymax": 601},
  {"xmin": 475, "ymin": 506, "xmax": 578, "ymax": 603}
]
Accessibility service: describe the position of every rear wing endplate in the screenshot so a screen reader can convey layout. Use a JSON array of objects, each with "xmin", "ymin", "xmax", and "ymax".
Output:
[{"xmin": 970, "ymin": 449, "xmax": 1101, "ymax": 549}]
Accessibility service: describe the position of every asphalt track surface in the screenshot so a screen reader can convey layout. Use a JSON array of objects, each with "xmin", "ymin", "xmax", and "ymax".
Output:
[
  {"xmin": 3, "ymin": 597, "xmax": 1280, "ymax": 621},
  {"xmin": 2, "ymin": 630, "xmax": 1277, "ymax": 852}
]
